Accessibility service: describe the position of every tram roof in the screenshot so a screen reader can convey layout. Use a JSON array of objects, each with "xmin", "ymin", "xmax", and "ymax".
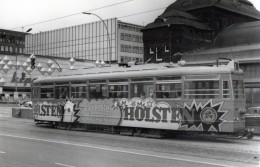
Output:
[{"xmin": 34, "ymin": 62, "xmax": 242, "ymax": 83}]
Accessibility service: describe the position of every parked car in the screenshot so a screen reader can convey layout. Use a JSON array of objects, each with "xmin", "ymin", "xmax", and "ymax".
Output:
[
  {"xmin": 20, "ymin": 101, "xmax": 32, "ymax": 108},
  {"xmin": 246, "ymin": 106, "xmax": 260, "ymax": 115},
  {"xmin": 245, "ymin": 106, "xmax": 260, "ymax": 135}
]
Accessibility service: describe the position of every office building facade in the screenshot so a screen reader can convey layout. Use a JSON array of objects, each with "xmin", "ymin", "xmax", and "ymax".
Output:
[{"xmin": 24, "ymin": 18, "xmax": 144, "ymax": 64}]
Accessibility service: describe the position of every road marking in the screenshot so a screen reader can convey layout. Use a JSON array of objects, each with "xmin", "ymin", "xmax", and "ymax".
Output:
[
  {"xmin": 55, "ymin": 162, "xmax": 76, "ymax": 167},
  {"xmin": 0, "ymin": 133, "xmax": 248, "ymax": 167},
  {"xmin": 0, "ymin": 115, "xmax": 10, "ymax": 118},
  {"xmin": 0, "ymin": 151, "xmax": 6, "ymax": 154}
]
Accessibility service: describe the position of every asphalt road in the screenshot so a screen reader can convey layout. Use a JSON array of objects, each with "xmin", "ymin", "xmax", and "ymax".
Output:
[
  {"xmin": 0, "ymin": 134, "xmax": 240, "ymax": 167},
  {"xmin": 0, "ymin": 107, "xmax": 259, "ymax": 167}
]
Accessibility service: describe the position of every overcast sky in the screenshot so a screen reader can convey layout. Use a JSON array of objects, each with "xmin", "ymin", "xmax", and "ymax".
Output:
[{"xmin": 1, "ymin": 0, "xmax": 260, "ymax": 33}]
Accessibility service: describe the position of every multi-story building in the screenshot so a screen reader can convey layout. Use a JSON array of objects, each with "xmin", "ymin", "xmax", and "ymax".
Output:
[
  {"xmin": 24, "ymin": 18, "xmax": 144, "ymax": 64},
  {"xmin": 0, "ymin": 29, "xmax": 26, "ymax": 55},
  {"xmin": 118, "ymin": 22, "xmax": 143, "ymax": 63},
  {"xmin": 142, "ymin": 0, "xmax": 260, "ymax": 63}
]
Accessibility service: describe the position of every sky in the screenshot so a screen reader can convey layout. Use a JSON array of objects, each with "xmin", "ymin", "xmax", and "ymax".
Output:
[{"xmin": 1, "ymin": 0, "xmax": 260, "ymax": 33}]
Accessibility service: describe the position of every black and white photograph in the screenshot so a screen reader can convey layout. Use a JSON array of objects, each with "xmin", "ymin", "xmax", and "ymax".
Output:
[{"xmin": 0, "ymin": 0, "xmax": 260, "ymax": 166}]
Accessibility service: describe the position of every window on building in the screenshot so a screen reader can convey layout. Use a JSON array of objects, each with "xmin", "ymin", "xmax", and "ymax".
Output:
[
  {"xmin": 120, "ymin": 44, "xmax": 124, "ymax": 52},
  {"xmin": 127, "ymin": 34, "xmax": 131, "ymax": 41},
  {"xmin": 132, "ymin": 46, "xmax": 137, "ymax": 53},
  {"xmin": 125, "ymin": 45, "xmax": 131, "ymax": 53},
  {"xmin": 164, "ymin": 45, "xmax": 169, "ymax": 52},
  {"xmin": 121, "ymin": 56, "xmax": 125, "ymax": 63},
  {"xmin": 120, "ymin": 33, "xmax": 124, "ymax": 40},
  {"xmin": 149, "ymin": 47, "xmax": 154, "ymax": 54},
  {"xmin": 139, "ymin": 47, "xmax": 143, "ymax": 54},
  {"xmin": 140, "ymin": 36, "xmax": 143, "ymax": 43},
  {"xmin": 19, "ymin": 48, "xmax": 23, "ymax": 53},
  {"xmin": 9, "ymin": 47, "xmax": 13, "ymax": 53},
  {"xmin": 155, "ymin": 47, "xmax": 162, "ymax": 61},
  {"xmin": 132, "ymin": 35, "xmax": 135, "ymax": 42}
]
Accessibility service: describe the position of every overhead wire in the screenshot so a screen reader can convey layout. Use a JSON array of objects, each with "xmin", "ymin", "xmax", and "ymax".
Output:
[
  {"xmin": 11, "ymin": 0, "xmax": 168, "ymax": 31},
  {"xmin": 118, "ymin": 7, "xmax": 166, "ymax": 19},
  {"xmin": 11, "ymin": 0, "xmax": 134, "ymax": 30}
]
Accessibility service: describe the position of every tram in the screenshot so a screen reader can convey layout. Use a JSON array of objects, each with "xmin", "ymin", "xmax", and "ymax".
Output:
[{"xmin": 32, "ymin": 59, "xmax": 253, "ymax": 139}]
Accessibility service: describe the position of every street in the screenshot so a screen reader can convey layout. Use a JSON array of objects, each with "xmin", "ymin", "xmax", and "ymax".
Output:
[{"xmin": 0, "ymin": 107, "xmax": 259, "ymax": 167}]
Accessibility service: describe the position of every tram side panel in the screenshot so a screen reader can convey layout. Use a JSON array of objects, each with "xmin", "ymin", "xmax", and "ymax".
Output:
[{"xmin": 34, "ymin": 98, "xmax": 246, "ymax": 135}]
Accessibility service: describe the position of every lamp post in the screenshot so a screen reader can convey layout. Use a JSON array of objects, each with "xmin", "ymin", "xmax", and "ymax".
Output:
[
  {"xmin": 82, "ymin": 12, "xmax": 111, "ymax": 66},
  {"xmin": 14, "ymin": 28, "xmax": 32, "ymax": 105}
]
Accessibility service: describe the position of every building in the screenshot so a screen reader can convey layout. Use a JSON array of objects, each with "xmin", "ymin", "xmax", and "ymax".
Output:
[
  {"xmin": 0, "ymin": 29, "xmax": 27, "ymax": 55},
  {"xmin": 142, "ymin": 0, "xmax": 260, "ymax": 63},
  {"xmin": 24, "ymin": 18, "xmax": 144, "ymax": 64},
  {"xmin": 118, "ymin": 22, "xmax": 144, "ymax": 63}
]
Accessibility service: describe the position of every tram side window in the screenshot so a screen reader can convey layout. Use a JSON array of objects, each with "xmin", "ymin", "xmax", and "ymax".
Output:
[
  {"xmin": 156, "ymin": 76, "xmax": 182, "ymax": 99},
  {"xmin": 89, "ymin": 84, "xmax": 107, "ymax": 99},
  {"xmin": 55, "ymin": 86, "xmax": 70, "ymax": 99},
  {"xmin": 156, "ymin": 83, "xmax": 181, "ymax": 99},
  {"xmin": 108, "ymin": 79, "xmax": 128, "ymax": 98},
  {"xmin": 223, "ymin": 81, "xmax": 230, "ymax": 98},
  {"xmin": 185, "ymin": 80, "xmax": 219, "ymax": 99},
  {"xmin": 130, "ymin": 78, "xmax": 154, "ymax": 98},
  {"xmin": 41, "ymin": 87, "xmax": 54, "ymax": 99},
  {"xmin": 233, "ymin": 80, "xmax": 244, "ymax": 99},
  {"xmin": 33, "ymin": 87, "xmax": 40, "ymax": 98},
  {"xmin": 71, "ymin": 85, "xmax": 87, "ymax": 98}
]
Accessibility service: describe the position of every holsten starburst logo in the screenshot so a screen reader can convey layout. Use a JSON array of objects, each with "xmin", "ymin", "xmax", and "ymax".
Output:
[{"xmin": 178, "ymin": 99, "xmax": 227, "ymax": 132}]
